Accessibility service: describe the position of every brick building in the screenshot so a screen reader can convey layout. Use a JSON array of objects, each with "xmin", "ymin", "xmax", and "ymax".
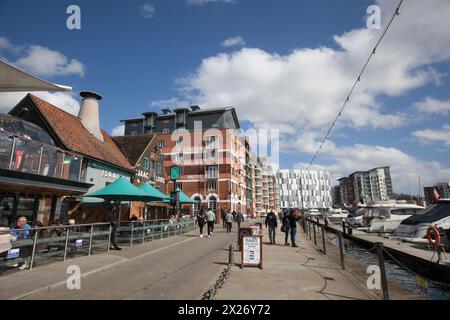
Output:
[{"xmin": 113, "ymin": 134, "xmax": 168, "ymax": 220}]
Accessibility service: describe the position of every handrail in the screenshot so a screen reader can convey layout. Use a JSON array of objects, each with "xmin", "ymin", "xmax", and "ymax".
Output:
[{"xmin": 10, "ymin": 222, "xmax": 111, "ymax": 233}]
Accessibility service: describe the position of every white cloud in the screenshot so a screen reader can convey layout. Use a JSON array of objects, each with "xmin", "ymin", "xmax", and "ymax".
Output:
[
  {"xmin": 15, "ymin": 45, "xmax": 85, "ymax": 78},
  {"xmin": 294, "ymin": 144, "xmax": 450, "ymax": 193},
  {"xmin": 414, "ymin": 97, "xmax": 450, "ymax": 115},
  {"xmin": 0, "ymin": 91, "xmax": 80, "ymax": 115},
  {"xmin": 222, "ymin": 36, "xmax": 246, "ymax": 48},
  {"xmin": 412, "ymin": 125, "xmax": 450, "ymax": 148},
  {"xmin": 111, "ymin": 125, "xmax": 125, "ymax": 137},
  {"xmin": 178, "ymin": 0, "xmax": 450, "ymax": 133},
  {"xmin": 186, "ymin": 0, "xmax": 235, "ymax": 5},
  {"xmin": 0, "ymin": 37, "xmax": 20, "ymax": 53},
  {"xmin": 140, "ymin": 3, "xmax": 156, "ymax": 18}
]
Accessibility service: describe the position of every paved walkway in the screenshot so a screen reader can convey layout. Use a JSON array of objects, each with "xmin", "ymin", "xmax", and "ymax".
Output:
[
  {"xmin": 215, "ymin": 227, "xmax": 378, "ymax": 300},
  {"xmin": 0, "ymin": 223, "xmax": 243, "ymax": 300}
]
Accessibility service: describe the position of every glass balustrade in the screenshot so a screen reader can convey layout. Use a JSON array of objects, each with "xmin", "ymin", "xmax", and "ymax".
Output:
[{"xmin": 0, "ymin": 131, "xmax": 83, "ymax": 182}]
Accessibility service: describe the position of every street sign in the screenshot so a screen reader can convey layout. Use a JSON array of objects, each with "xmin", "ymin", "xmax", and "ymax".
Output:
[
  {"xmin": 241, "ymin": 236, "xmax": 263, "ymax": 269},
  {"xmin": 170, "ymin": 166, "xmax": 180, "ymax": 181}
]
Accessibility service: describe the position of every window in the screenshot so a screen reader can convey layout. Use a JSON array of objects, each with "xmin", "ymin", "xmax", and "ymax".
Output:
[
  {"xmin": 143, "ymin": 157, "xmax": 149, "ymax": 170},
  {"xmin": 175, "ymin": 153, "xmax": 184, "ymax": 163},
  {"xmin": 207, "ymin": 166, "xmax": 218, "ymax": 179},
  {"xmin": 156, "ymin": 163, "xmax": 162, "ymax": 175},
  {"xmin": 208, "ymin": 181, "xmax": 217, "ymax": 190},
  {"xmin": 193, "ymin": 197, "xmax": 201, "ymax": 216},
  {"xmin": 163, "ymin": 128, "xmax": 170, "ymax": 134},
  {"xmin": 208, "ymin": 196, "xmax": 217, "ymax": 213},
  {"xmin": 176, "ymin": 137, "xmax": 184, "ymax": 147},
  {"xmin": 131, "ymin": 131, "xmax": 137, "ymax": 136},
  {"xmin": 159, "ymin": 140, "xmax": 165, "ymax": 148},
  {"xmin": 175, "ymin": 183, "xmax": 183, "ymax": 190}
]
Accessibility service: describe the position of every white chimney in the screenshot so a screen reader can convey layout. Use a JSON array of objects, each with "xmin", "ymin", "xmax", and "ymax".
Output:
[{"xmin": 78, "ymin": 91, "xmax": 104, "ymax": 142}]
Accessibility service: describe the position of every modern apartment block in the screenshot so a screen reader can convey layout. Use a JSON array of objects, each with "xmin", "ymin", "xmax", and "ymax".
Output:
[
  {"xmin": 338, "ymin": 166, "xmax": 393, "ymax": 206},
  {"xmin": 277, "ymin": 170, "xmax": 332, "ymax": 210}
]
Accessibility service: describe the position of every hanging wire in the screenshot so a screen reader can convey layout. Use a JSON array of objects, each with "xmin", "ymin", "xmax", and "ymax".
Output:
[{"xmin": 306, "ymin": 0, "xmax": 405, "ymax": 170}]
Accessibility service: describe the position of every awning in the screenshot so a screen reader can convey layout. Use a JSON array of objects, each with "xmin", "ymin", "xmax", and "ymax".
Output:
[
  {"xmin": 0, "ymin": 59, "xmax": 72, "ymax": 92},
  {"xmin": 139, "ymin": 183, "xmax": 171, "ymax": 202},
  {"xmin": 83, "ymin": 177, "xmax": 160, "ymax": 202}
]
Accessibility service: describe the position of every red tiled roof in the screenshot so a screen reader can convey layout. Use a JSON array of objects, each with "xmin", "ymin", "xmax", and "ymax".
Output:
[{"xmin": 28, "ymin": 94, "xmax": 132, "ymax": 171}]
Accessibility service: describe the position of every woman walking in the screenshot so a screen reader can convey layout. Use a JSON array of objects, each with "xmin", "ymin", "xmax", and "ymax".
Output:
[{"xmin": 197, "ymin": 209, "xmax": 207, "ymax": 238}]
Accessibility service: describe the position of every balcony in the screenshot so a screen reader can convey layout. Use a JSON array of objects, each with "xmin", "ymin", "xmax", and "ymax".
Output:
[{"xmin": 0, "ymin": 131, "xmax": 83, "ymax": 182}]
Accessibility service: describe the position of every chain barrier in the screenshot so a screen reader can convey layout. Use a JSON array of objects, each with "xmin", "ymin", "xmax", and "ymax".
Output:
[
  {"xmin": 381, "ymin": 246, "xmax": 450, "ymax": 288},
  {"xmin": 201, "ymin": 266, "xmax": 231, "ymax": 300}
]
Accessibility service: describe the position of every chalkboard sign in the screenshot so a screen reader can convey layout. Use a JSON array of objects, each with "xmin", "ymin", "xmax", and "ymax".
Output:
[
  {"xmin": 237, "ymin": 227, "xmax": 252, "ymax": 251},
  {"xmin": 241, "ymin": 236, "xmax": 263, "ymax": 269}
]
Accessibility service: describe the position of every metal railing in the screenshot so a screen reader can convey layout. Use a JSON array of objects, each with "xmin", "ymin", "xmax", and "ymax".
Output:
[
  {"xmin": 1, "ymin": 218, "xmax": 196, "ymax": 275},
  {"xmin": 117, "ymin": 218, "xmax": 196, "ymax": 246}
]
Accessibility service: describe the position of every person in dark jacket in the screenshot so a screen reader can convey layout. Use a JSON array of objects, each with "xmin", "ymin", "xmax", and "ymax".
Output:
[
  {"xmin": 287, "ymin": 209, "xmax": 301, "ymax": 247},
  {"xmin": 281, "ymin": 212, "xmax": 291, "ymax": 246},
  {"xmin": 235, "ymin": 211, "xmax": 244, "ymax": 229},
  {"xmin": 105, "ymin": 205, "xmax": 122, "ymax": 250},
  {"xmin": 265, "ymin": 211, "xmax": 278, "ymax": 245},
  {"xmin": 197, "ymin": 209, "xmax": 207, "ymax": 238}
]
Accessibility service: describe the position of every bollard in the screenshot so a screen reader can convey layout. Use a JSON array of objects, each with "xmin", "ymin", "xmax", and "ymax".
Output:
[
  {"xmin": 228, "ymin": 244, "xmax": 234, "ymax": 267},
  {"xmin": 321, "ymin": 225, "xmax": 326, "ymax": 254},
  {"xmin": 313, "ymin": 221, "xmax": 317, "ymax": 246},
  {"xmin": 347, "ymin": 224, "xmax": 353, "ymax": 236},
  {"xmin": 337, "ymin": 232, "xmax": 345, "ymax": 270},
  {"xmin": 375, "ymin": 242, "xmax": 390, "ymax": 300},
  {"xmin": 308, "ymin": 220, "xmax": 312, "ymax": 240},
  {"xmin": 341, "ymin": 220, "xmax": 347, "ymax": 236}
]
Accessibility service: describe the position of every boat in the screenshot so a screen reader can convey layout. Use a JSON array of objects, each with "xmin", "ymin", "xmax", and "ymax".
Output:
[
  {"xmin": 353, "ymin": 201, "xmax": 424, "ymax": 233},
  {"xmin": 324, "ymin": 208, "xmax": 350, "ymax": 224},
  {"xmin": 392, "ymin": 199, "xmax": 450, "ymax": 244}
]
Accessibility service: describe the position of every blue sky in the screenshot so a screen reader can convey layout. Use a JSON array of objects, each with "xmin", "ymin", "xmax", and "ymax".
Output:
[{"xmin": 1, "ymin": 0, "xmax": 450, "ymax": 193}]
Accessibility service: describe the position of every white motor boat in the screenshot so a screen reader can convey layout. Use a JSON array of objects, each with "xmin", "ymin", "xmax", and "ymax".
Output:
[
  {"xmin": 392, "ymin": 199, "xmax": 450, "ymax": 243},
  {"xmin": 325, "ymin": 208, "xmax": 350, "ymax": 224},
  {"xmin": 357, "ymin": 201, "xmax": 424, "ymax": 233}
]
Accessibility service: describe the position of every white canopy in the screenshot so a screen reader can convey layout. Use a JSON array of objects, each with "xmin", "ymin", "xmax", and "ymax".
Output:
[{"xmin": 0, "ymin": 59, "xmax": 71, "ymax": 92}]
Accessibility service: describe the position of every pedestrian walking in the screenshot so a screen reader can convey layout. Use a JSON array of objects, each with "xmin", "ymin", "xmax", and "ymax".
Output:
[
  {"xmin": 221, "ymin": 209, "xmax": 226, "ymax": 229},
  {"xmin": 265, "ymin": 211, "xmax": 278, "ymax": 245},
  {"xmin": 197, "ymin": 209, "xmax": 207, "ymax": 238},
  {"xmin": 206, "ymin": 208, "xmax": 216, "ymax": 238},
  {"xmin": 225, "ymin": 210, "xmax": 234, "ymax": 233},
  {"xmin": 105, "ymin": 205, "xmax": 122, "ymax": 250},
  {"xmin": 287, "ymin": 209, "xmax": 301, "ymax": 247},
  {"xmin": 235, "ymin": 210, "xmax": 244, "ymax": 229},
  {"xmin": 281, "ymin": 213, "xmax": 291, "ymax": 246}
]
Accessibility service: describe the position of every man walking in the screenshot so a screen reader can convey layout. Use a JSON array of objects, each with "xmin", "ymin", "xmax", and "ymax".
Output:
[
  {"xmin": 287, "ymin": 209, "xmax": 301, "ymax": 247},
  {"xmin": 225, "ymin": 210, "xmax": 234, "ymax": 234},
  {"xmin": 221, "ymin": 209, "xmax": 226, "ymax": 229},
  {"xmin": 106, "ymin": 205, "xmax": 122, "ymax": 250},
  {"xmin": 265, "ymin": 211, "xmax": 278, "ymax": 245},
  {"xmin": 206, "ymin": 208, "xmax": 216, "ymax": 238},
  {"xmin": 236, "ymin": 210, "xmax": 244, "ymax": 229}
]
